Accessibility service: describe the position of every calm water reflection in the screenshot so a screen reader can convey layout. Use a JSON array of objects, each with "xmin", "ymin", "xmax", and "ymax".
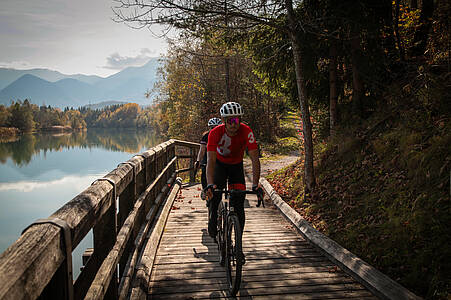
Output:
[{"xmin": 0, "ymin": 128, "xmax": 162, "ymax": 277}]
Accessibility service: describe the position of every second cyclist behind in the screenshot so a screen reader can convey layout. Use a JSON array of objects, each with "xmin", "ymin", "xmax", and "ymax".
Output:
[{"xmin": 195, "ymin": 117, "xmax": 222, "ymax": 200}]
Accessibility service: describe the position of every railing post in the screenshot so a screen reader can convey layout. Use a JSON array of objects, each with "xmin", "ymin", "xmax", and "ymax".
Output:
[
  {"xmin": 93, "ymin": 187, "xmax": 117, "ymax": 299},
  {"xmin": 169, "ymin": 143, "xmax": 176, "ymax": 176},
  {"xmin": 118, "ymin": 164, "xmax": 136, "ymax": 229},
  {"xmin": 157, "ymin": 152, "xmax": 164, "ymax": 194},
  {"xmin": 35, "ymin": 244, "xmax": 73, "ymax": 300},
  {"xmin": 117, "ymin": 163, "xmax": 137, "ymax": 279},
  {"xmin": 21, "ymin": 219, "xmax": 74, "ymax": 300},
  {"xmin": 134, "ymin": 155, "xmax": 149, "ymax": 239},
  {"xmin": 189, "ymin": 146, "xmax": 195, "ymax": 183}
]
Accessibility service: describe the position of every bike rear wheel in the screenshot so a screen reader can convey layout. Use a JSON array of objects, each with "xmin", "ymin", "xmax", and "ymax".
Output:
[{"xmin": 225, "ymin": 214, "xmax": 243, "ymax": 296}]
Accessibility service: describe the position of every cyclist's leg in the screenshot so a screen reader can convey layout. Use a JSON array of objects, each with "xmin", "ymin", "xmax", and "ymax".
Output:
[
  {"xmin": 207, "ymin": 161, "xmax": 227, "ymax": 238},
  {"xmin": 228, "ymin": 162, "xmax": 246, "ymax": 233},
  {"xmin": 228, "ymin": 162, "xmax": 246, "ymax": 265},
  {"xmin": 200, "ymin": 165, "xmax": 207, "ymax": 201},
  {"xmin": 208, "ymin": 195, "xmax": 220, "ymax": 238},
  {"xmin": 230, "ymin": 194, "xmax": 245, "ymax": 231},
  {"xmin": 201, "ymin": 165, "xmax": 207, "ymax": 190}
]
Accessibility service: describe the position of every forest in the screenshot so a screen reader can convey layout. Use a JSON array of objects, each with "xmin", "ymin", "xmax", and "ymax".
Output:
[{"xmin": 0, "ymin": 101, "xmax": 166, "ymax": 135}]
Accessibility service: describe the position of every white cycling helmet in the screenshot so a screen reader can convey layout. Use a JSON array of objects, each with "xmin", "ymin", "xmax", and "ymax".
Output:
[
  {"xmin": 220, "ymin": 102, "xmax": 243, "ymax": 117},
  {"xmin": 208, "ymin": 117, "xmax": 222, "ymax": 127}
]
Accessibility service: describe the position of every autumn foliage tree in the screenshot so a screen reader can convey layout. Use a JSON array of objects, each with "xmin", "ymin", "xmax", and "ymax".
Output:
[{"xmin": 153, "ymin": 32, "xmax": 284, "ymax": 142}]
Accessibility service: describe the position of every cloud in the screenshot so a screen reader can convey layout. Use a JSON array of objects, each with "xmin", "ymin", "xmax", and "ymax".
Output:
[
  {"xmin": 0, "ymin": 60, "xmax": 40, "ymax": 70},
  {"xmin": 0, "ymin": 174, "xmax": 102, "ymax": 193},
  {"xmin": 104, "ymin": 48, "xmax": 157, "ymax": 70}
]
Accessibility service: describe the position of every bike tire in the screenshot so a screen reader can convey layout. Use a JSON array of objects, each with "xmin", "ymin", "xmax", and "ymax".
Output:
[
  {"xmin": 217, "ymin": 201, "xmax": 226, "ymax": 266},
  {"xmin": 225, "ymin": 214, "xmax": 243, "ymax": 296}
]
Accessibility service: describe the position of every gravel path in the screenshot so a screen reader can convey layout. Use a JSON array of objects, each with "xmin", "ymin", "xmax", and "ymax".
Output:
[{"xmin": 244, "ymin": 151, "xmax": 301, "ymax": 177}]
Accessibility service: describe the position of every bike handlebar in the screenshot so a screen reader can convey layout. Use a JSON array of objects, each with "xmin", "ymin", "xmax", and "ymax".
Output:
[{"xmin": 212, "ymin": 188, "xmax": 265, "ymax": 208}]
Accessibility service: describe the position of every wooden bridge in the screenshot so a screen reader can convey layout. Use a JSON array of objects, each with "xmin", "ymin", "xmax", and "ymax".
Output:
[{"xmin": 0, "ymin": 140, "xmax": 421, "ymax": 300}]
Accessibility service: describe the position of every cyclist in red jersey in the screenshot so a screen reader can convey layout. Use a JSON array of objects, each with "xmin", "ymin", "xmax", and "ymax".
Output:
[{"xmin": 205, "ymin": 102, "xmax": 263, "ymax": 263}]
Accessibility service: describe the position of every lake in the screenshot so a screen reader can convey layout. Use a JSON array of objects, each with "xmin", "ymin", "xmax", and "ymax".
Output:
[{"xmin": 0, "ymin": 128, "xmax": 162, "ymax": 278}]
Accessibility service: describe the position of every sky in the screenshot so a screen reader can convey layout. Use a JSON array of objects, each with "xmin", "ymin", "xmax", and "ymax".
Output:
[{"xmin": 0, "ymin": 0, "xmax": 169, "ymax": 77}]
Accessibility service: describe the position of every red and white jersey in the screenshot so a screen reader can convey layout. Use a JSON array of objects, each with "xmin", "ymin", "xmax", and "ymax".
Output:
[{"xmin": 207, "ymin": 123, "xmax": 258, "ymax": 164}]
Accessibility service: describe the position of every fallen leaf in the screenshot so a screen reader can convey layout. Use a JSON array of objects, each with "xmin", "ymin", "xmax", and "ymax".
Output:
[{"xmin": 328, "ymin": 266, "xmax": 339, "ymax": 273}]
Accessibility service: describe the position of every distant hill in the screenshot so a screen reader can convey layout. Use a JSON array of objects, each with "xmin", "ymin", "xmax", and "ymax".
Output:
[
  {"xmin": 54, "ymin": 78, "xmax": 100, "ymax": 103},
  {"xmin": 0, "ymin": 68, "xmax": 102, "ymax": 90},
  {"xmin": 0, "ymin": 74, "xmax": 81, "ymax": 107},
  {"xmin": 93, "ymin": 59, "xmax": 160, "ymax": 102},
  {"xmin": 0, "ymin": 58, "xmax": 161, "ymax": 107}
]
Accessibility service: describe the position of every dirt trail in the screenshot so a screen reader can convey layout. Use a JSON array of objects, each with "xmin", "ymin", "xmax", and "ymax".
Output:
[{"xmin": 243, "ymin": 151, "xmax": 301, "ymax": 178}]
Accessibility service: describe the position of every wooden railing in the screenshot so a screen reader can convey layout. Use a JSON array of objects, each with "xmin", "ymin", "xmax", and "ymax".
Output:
[{"xmin": 0, "ymin": 139, "xmax": 199, "ymax": 300}]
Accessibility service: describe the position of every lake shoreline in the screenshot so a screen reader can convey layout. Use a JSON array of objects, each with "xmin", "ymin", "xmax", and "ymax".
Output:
[{"xmin": 0, "ymin": 126, "xmax": 87, "ymax": 138}]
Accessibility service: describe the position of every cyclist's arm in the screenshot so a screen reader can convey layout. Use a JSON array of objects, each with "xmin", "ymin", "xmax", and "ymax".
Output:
[
  {"xmin": 196, "ymin": 144, "xmax": 206, "ymax": 164},
  {"xmin": 205, "ymin": 151, "xmax": 217, "ymax": 198},
  {"xmin": 248, "ymin": 148, "xmax": 261, "ymax": 186},
  {"xmin": 206, "ymin": 150, "xmax": 217, "ymax": 185}
]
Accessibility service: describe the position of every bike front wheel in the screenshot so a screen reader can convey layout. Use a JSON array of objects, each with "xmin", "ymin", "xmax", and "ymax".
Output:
[
  {"xmin": 217, "ymin": 201, "xmax": 226, "ymax": 265},
  {"xmin": 225, "ymin": 214, "xmax": 243, "ymax": 296}
]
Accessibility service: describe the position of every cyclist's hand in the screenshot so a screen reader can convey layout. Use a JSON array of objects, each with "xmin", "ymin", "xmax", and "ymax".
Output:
[
  {"xmin": 204, "ymin": 184, "xmax": 216, "ymax": 200},
  {"xmin": 252, "ymin": 184, "xmax": 263, "ymax": 193},
  {"xmin": 253, "ymin": 184, "xmax": 264, "ymax": 207}
]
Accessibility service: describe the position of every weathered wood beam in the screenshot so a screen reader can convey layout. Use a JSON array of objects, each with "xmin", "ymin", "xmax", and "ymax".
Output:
[
  {"xmin": 118, "ymin": 174, "xmax": 176, "ymax": 300},
  {"xmin": 50, "ymin": 172, "xmax": 120, "ymax": 250},
  {"xmin": 0, "ymin": 225, "xmax": 62, "ymax": 299},
  {"xmin": 176, "ymin": 155, "xmax": 196, "ymax": 159},
  {"xmin": 118, "ymin": 204, "xmax": 157, "ymax": 300},
  {"xmin": 171, "ymin": 139, "xmax": 200, "ymax": 148},
  {"xmin": 0, "ymin": 180, "xmax": 113, "ymax": 300},
  {"xmin": 130, "ymin": 177, "xmax": 183, "ymax": 299},
  {"xmin": 84, "ymin": 158, "xmax": 177, "ymax": 300},
  {"xmin": 176, "ymin": 167, "xmax": 193, "ymax": 174}
]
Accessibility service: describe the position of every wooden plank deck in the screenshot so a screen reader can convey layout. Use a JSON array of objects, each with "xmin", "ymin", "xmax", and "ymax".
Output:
[{"xmin": 148, "ymin": 183, "xmax": 379, "ymax": 299}]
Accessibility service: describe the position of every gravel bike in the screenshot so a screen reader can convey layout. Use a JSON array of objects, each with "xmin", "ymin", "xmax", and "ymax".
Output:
[{"xmin": 210, "ymin": 187, "xmax": 264, "ymax": 296}]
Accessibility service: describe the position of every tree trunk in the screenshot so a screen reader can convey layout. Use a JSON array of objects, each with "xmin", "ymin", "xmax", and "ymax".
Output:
[
  {"xmin": 329, "ymin": 42, "xmax": 338, "ymax": 137},
  {"xmin": 394, "ymin": 0, "xmax": 405, "ymax": 61},
  {"xmin": 285, "ymin": 0, "xmax": 316, "ymax": 194},
  {"xmin": 224, "ymin": 1, "xmax": 231, "ymax": 102},
  {"xmin": 225, "ymin": 57, "xmax": 231, "ymax": 102},
  {"xmin": 412, "ymin": 0, "xmax": 434, "ymax": 56},
  {"xmin": 350, "ymin": 36, "xmax": 365, "ymax": 115},
  {"xmin": 376, "ymin": 0, "xmax": 397, "ymax": 59}
]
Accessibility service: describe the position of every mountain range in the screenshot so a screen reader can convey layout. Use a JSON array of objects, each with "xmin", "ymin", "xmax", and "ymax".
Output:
[{"xmin": 0, "ymin": 58, "xmax": 161, "ymax": 108}]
